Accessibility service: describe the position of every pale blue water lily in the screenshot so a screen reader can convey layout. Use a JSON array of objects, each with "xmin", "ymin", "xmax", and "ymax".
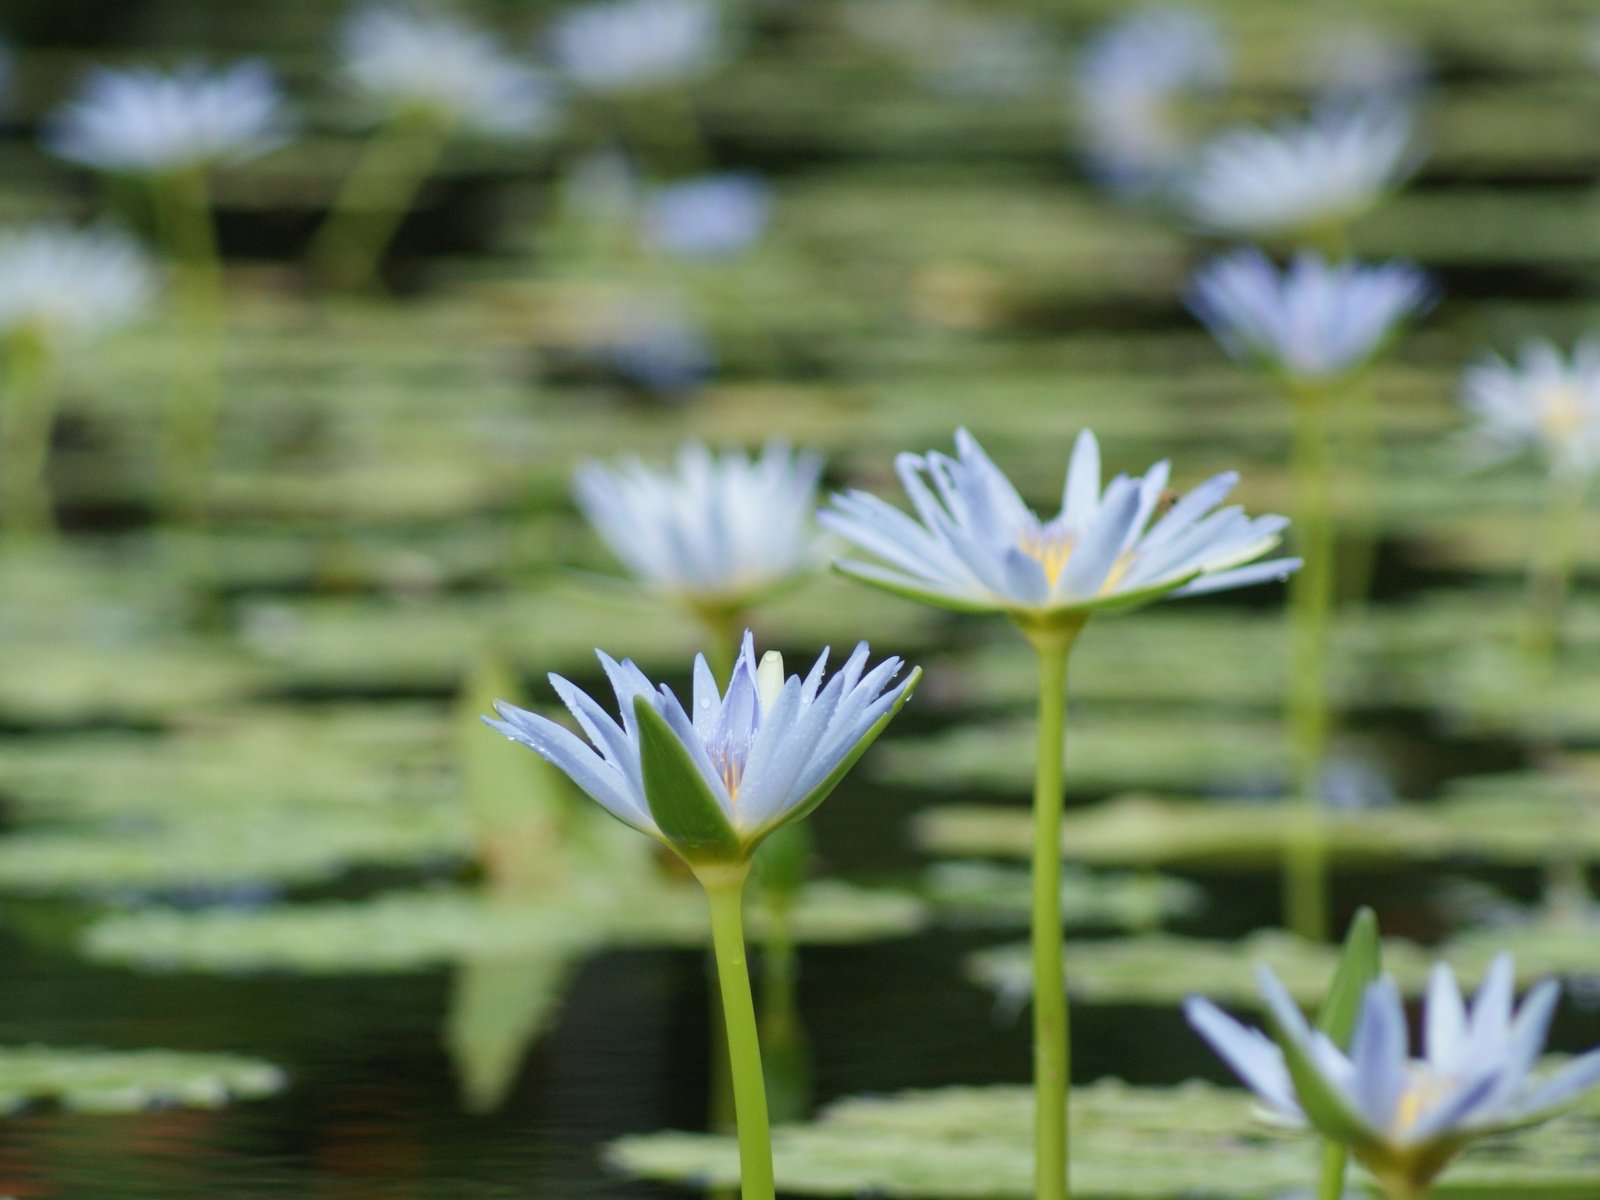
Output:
[
  {"xmin": 1186, "ymin": 955, "xmax": 1600, "ymax": 1198},
  {"xmin": 1183, "ymin": 104, "xmax": 1416, "ymax": 241},
  {"xmin": 1459, "ymin": 337, "xmax": 1600, "ymax": 476},
  {"xmin": 643, "ymin": 172, "xmax": 771, "ymax": 259},
  {"xmin": 548, "ymin": 0, "xmax": 721, "ymax": 92},
  {"xmin": 47, "ymin": 61, "xmax": 290, "ymax": 174},
  {"xmin": 575, "ymin": 441, "xmax": 823, "ymax": 612},
  {"xmin": 485, "ymin": 634, "xmax": 919, "ymax": 866},
  {"xmin": 0, "ymin": 223, "xmax": 158, "ymax": 347},
  {"xmin": 819, "ymin": 429, "xmax": 1298, "ymax": 630},
  {"xmin": 1073, "ymin": 6, "xmax": 1229, "ymax": 197},
  {"xmin": 1188, "ymin": 250, "xmax": 1432, "ymax": 382},
  {"xmin": 339, "ymin": 2, "xmax": 557, "ymax": 137}
]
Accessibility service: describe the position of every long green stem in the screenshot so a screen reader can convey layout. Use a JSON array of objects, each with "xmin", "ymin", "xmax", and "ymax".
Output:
[
  {"xmin": 0, "ymin": 334, "xmax": 58, "ymax": 542},
  {"xmin": 1519, "ymin": 468, "xmax": 1587, "ymax": 676},
  {"xmin": 700, "ymin": 867, "xmax": 776, "ymax": 1200},
  {"xmin": 150, "ymin": 166, "xmax": 225, "ymax": 529},
  {"xmin": 310, "ymin": 109, "xmax": 451, "ymax": 295},
  {"xmin": 1286, "ymin": 378, "xmax": 1335, "ymax": 943},
  {"xmin": 1022, "ymin": 622, "xmax": 1083, "ymax": 1200},
  {"xmin": 1317, "ymin": 1140, "xmax": 1349, "ymax": 1200}
]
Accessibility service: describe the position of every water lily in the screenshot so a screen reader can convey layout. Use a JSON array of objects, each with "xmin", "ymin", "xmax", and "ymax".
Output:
[
  {"xmin": 643, "ymin": 172, "xmax": 771, "ymax": 259},
  {"xmin": 0, "ymin": 223, "xmax": 158, "ymax": 348},
  {"xmin": 47, "ymin": 60, "xmax": 290, "ymax": 174},
  {"xmin": 1186, "ymin": 955, "xmax": 1600, "ymax": 1199},
  {"xmin": 1183, "ymin": 104, "xmax": 1415, "ymax": 246},
  {"xmin": 485, "ymin": 633, "xmax": 917, "ymax": 868},
  {"xmin": 338, "ymin": 2, "xmax": 556, "ymax": 137},
  {"xmin": 548, "ymin": 0, "xmax": 721, "ymax": 92},
  {"xmin": 1188, "ymin": 250, "xmax": 1433, "ymax": 382},
  {"xmin": 487, "ymin": 633, "xmax": 915, "ymax": 1200},
  {"xmin": 1073, "ymin": 6, "xmax": 1229, "ymax": 197},
  {"xmin": 820, "ymin": 428, "xmax": 1297, "ymax": 633},
  {"xmin": 1458, "ymin": 337, "xmax": 1600, "ymax": 477},
  {"xmin": 575, "ymin": 440, "xmax": 823, "ymax": 623}
]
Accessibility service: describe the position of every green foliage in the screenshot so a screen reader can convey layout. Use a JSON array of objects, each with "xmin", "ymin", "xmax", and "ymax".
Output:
[{"xmin": 0, "ymin": 1047, "xmax": 285, "ymax": 1114}]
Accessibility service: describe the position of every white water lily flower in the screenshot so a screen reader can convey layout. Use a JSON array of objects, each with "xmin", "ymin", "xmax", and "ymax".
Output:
[
  {"xmin": 485, "ymin": 633, "xmax": 919, "ymax": 866},
  {"xmin": 339, "ymin": 2, "xmax": 556, "ymax": 137},
  {"xmin": 1184, "ymin": 104, "xmax": 1416, "ymax": 241},
  {"xmin": 0, "ymin": 224, "xmax": 158, "ymax": 347},
  {"xmin": 1188, "ymin": 250, "xmax": 1432, "ymax": 381},
  {"xmin": 1073, "ymin": 6, "xmax": 1229, "ymax": 197},
  {"xmin": 819, "ymin": 429, "xmax": 1298, "ymax": 630},
  {"xmin": 643, "ymin": 172, "xmax": 771, "ymax": 259},
  {"xmin": 1458, "ymin": 338, "xmax": 1600, "ymax": 476},
  {"xmin": 548, "ymin": 0, "xmax": 721, "ymax": 92},
  {"xmin": 47, "ymin": 61, "xmax": 290, "ymax": 174},
  {"xmin": 1186, "ymin": 956, "xmax": 1600, "ymax": 1198},
  {"xmin": 574, "ymin": 441, "xmax": 824, "ymax": 613}
]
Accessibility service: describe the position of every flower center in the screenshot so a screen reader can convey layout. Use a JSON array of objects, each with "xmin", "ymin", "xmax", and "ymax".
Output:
[
  {"xmin": 1018, "ymin": 520, "xmax": 1074, "ymax": 586},
  {"xmin": 1392, "ymin": 1069, "xmax": 1457, "ymax": 1133},
  {"xmin": 1540, "ymin": 383, "xmax": 1587, "ymax": 443}
]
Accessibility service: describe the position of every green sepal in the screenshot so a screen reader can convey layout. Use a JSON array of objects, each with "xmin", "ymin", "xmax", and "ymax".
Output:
[
  {"xmin": 1261, "ymin": 993, "xmax": 1377, "ymax": 1150},
  {"xmin": 1315, "ymin": 907, "xmax": 1380, "ymax": 1047},
  {"xmin": 633, "ymin": 697, "xmax": 743, "ymax": 866},
  {"xmin": 764, "ymin": 667, "xmax": 923, "ymax": 837},
  {"xmin": 831, "ymin": 562, "xmax": 1000, "ymax": 614}
]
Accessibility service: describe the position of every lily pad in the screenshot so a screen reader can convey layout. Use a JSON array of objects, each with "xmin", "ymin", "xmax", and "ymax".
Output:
[
  {"xmin": 964, "ymin": 931, "xmax": 1438, "ymax": 1010},
  {"xmin": 922, "ymin": 861, "xmax": 1202, "ymax": 931},
  {"xmin": 609, "ymin": 1075, "xmax": 1600, "ymax": 1198},
  {"xmin": 0, "ymin": 1047, "xmax": 286, "ymax": 1115},
  {"xmin": 82, "ymin": 879, "xmax": 927, "ymax": 974}
]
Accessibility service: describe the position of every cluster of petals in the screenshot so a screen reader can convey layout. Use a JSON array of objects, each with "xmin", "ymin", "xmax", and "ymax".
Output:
[
  {"xmin": 0, "ymin": 223, "xmax": 158, "ymax": 347},
  {"xmin": 339, "ymin": 2, "xmax": 556, "ymax": 137},
  {"xmin": 574, "ymin": 441, "xmax": 822, "ymax": 608},
  {"xmin": 1073, "ymin": 6, "xmax": 1229, "ymax": 197},
  {"xmin": 1183, "ymin": 104, "xmax": 1415, "ymax": 240},
  {"xmin": 1458, "ymin": 337, "xmax": 1600, "ymax": 476},
  {"xmin": 47, "ymin": 61, "xmax": 290, "ymax": 174},
  {"xmin": 820, "ymin": 429, "xmax": 1297, "ymax": 624},
  {"xmin": 486, "ymin": 633, "xmax": 917, "ymax": 861},
  {"xmin": 548, "ymin": 0, "xmax": 721, "ymax": 92},
  {"xmin": 1187, "ymin": 956, "xmax": 1600, "ymax": 1192},
  {"xmin": 1188, "ymin": 249, "xmax": 1432, "ymax": 381}
]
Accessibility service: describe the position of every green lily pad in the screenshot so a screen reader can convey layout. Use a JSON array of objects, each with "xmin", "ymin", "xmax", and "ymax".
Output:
[
  {"xmin": 964, "ymin": 931, "xmax": 1438, "ymax": 1009},
  {"xmin": 609, "ymin": 1074, "xmax": 1600, "ymax": 1198},
  {"xmin": 82, "ymin": 879, "xmax": 927, "ymax": 974},
  {"xmin": 0, "ymin": 1047, "xmax": 286, "ymax": 1115},
  {"xmin": 922, "ymin": 861, "xmax": 1202, "ymax": 931},
  {"xmin": 915, "ymin": 792, "xmax": 1600, "ymax": 870},
  {"xmin": 876, "ymin": 714, "xmax": 1288, "ymax": 796}
]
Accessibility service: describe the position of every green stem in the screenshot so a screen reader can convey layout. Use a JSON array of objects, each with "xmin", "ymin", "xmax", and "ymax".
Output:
[
  {"xmin": 700, "ymin": 866, "xmax": 776, "ymax": 1200},
  {"xmin": 1519, "ymin": 468, "xmax": 1587, "ymax": 676},
  {"xmin": 1022, "ymin": 621, "xmax": 1084, "ymax": 1200},
  {"xmin": 695, "ymin": 603, "xmax": 747, "ymax": 685},
  {"xmin": 310, "ymin": 109, "xmax": 451, "ymax": 295},
  {"xmin": 1286, "ymin": 378, "xmax": 1335, "ymax": 943},
  {"xmin": 1317, "ymin": 1140, "xmax": 1349, "ymax": 1200},
  {"xmin": 150, "ymin": 166, "xmax": 225, "ymax": 529},
  {"xmin": 0, "ymin": 334, "xmax": 58, "ymax": 541}
]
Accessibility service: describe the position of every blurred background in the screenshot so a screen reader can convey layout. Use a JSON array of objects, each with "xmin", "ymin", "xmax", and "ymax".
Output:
[{"xmin": 0, "ymin": 1, "xmax": 1597, "ymax": 1197}]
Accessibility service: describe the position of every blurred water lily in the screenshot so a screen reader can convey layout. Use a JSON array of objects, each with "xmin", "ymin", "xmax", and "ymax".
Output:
[
  {"xmin": 1458, "ymin": 338, "xmax": 1600, "ymax": 475},
  {"xmin": 0, "ymin": 223, "xmax": 158, "ymax": 348},
  {"xmin": 820, "ymin": 428, "xmax": 1298, "ymax": 632},
  {"xmin": 643, "ymin": 172, "xmax": 771, "ymax": 259},
  {"xmin": 574, "ymin": 441, "xmax": 824, "ymax": 616},
  {"xmin": 1186, "ymin": 955, "xmax": 1600, "ymax": 1199},
  {"xmin": 1073, "ymin": 6, "xmax": 1229, "ymax": 197},
  {"xmin": 548, "ymin": 0, "xmax": 721, "ymax": 92},
  {"xmin": 1188, "ymin": 250, "xmax": 1432, "ymax": 382},
  {"xmin": 47, "ymin": 60, "xmax": 290, "ymax": 174},
  {"xmin": 484, "ymin": 633, "xmax": 919, "ymax": 867},
  {"xmin": 1183, "ymin": 105, "xmax": 1415, "ymax": 243},
  {"xmin": 339, "ymin": 2, "xmax": 556, "ymax": 137}
]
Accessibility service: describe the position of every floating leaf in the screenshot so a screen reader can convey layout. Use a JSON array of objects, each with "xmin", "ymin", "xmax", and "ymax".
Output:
[
  {"xmin": 0, "ymin": 1047, "xmax": 285, "ymax": 1115},
  {"xmin": 922, "ymin": 861, "xmax": 1202, "ymax": 931}
]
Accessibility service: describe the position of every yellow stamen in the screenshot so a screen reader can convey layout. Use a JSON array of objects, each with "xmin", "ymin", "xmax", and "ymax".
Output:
[
  {"xmin": 1018, "ymin": 527, "xmax": 1073, "ymax": 587},
  {"xmin": 1540, "ymin": 384, "xmax": 1587, "ymax": 443}
]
